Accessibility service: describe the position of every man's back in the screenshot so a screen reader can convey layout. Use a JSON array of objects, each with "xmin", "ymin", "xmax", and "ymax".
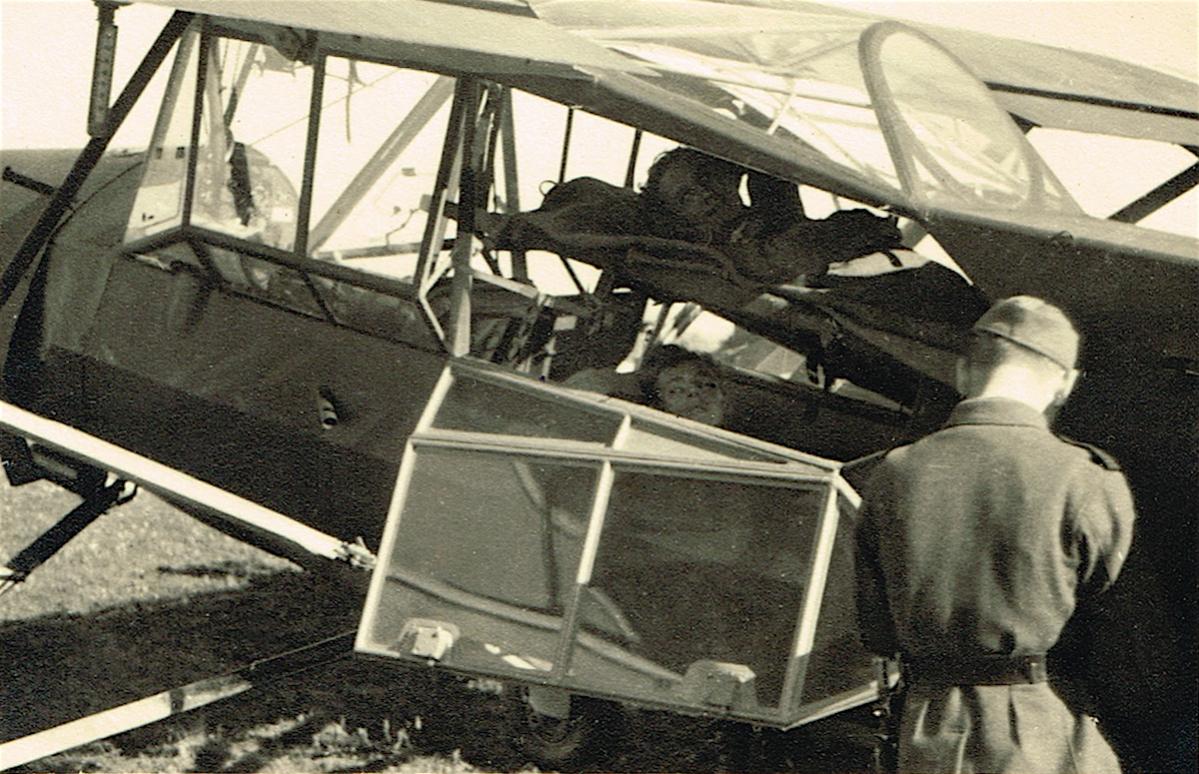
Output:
[
  {"xmin": 858, "ymin": 397, "xmax": 1133, "ymax": 662},
  {"xmin": 854, "ymin": 296, "xmax": 1138, "ymax": 773}
]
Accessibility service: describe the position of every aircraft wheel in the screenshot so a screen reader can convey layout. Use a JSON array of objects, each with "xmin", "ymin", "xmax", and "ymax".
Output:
[{"xmin": 509, "ymin": 689, "xmax": 619, "ymax": 769}]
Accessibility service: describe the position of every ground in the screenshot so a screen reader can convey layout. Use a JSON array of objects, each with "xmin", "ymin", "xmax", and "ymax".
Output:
[{"xmin": 1, "ymin": 478, "xmax": 870, "ymax": 773}]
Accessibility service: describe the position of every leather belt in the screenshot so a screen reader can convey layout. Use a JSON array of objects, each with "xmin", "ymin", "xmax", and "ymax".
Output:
[{"xmin": 902, "ymin": 654, "xmax": 1048, "ymax": 686}]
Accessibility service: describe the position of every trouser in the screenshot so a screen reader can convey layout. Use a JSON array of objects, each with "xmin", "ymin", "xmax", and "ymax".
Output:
[{"xmin": 897, "ymin": 682, "xmax": 1121, "ymax": 774}]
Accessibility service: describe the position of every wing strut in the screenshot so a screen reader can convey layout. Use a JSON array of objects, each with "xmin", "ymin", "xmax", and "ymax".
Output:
[
  {"xmin": 0, "ymin": 401, "xmax": 374, "ymax": 571},
  {"xmin": 0, "ymin": 631, "xmax": 355, "ymax": 771},
  {"xmin": 1108, "ymin": 162, "xmax": 1199, "ymax": 223},
  {"xmin": 0, "ymin": 477, "xmax": 133, "ymax": 596}
]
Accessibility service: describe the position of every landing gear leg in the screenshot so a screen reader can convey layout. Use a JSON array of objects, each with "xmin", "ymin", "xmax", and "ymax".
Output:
[{"xmin": 0, "ymin": 477, "xmax": 135, "ymax": 596}]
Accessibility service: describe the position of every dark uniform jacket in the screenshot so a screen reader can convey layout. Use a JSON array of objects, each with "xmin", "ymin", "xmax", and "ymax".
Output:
[{"xmin": 855, "ymin": 397, "xmax": 1135, "ymax": 773}]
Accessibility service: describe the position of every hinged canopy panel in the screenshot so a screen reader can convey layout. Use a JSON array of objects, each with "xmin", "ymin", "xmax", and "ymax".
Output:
[{"xmin": 357, "ymin": 358, "xmax": 876, "ymax": 727}]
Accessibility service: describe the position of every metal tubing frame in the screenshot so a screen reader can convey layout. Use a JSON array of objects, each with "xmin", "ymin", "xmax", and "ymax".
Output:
[
  {"xmin": 87, "ymin": 2, "xmax": 120, "ymax": 137},
  {"xmin": 128, "ymin": 225, "xmax": 421, "ymax": 301},
  {"xmin": 180, "ymin": 18, "xmax": 211, "ymax": 230},
  {"xmin": 624, "ymin": 128, "xmax": 643, "ymax": 189},
  {"xmin": 557, "ymin": 106, "xmax": 575, "ymax": 183},
  {"xmin": 222, "ymin": 42, "xmax": 261, "ymax": 129},
  {"xmin": 0, "ymin": 478, "xmax": 128, "ymax": 594},
  {"xmin": 294, "ymin": 52, "xmax": 327, "ymax": 259},
  {"xmin": 551, "ymin": 458, "xmax": 616, "ymax": 678},
  {"xmin": 448, "ymin": 79, "xmax": 483, "ymax": 356},
  {"xmin": 0, "ymin": 10, "xmax": 194, "ymax": 310},
  {"xmin": 986, "ymin": 81, "xmax": 1199, "ymax": 122},
  {"xmin": 498, "ymin": 87, "xmax": 527, "ymax": 280},
  {"xmin": 414, "ymin": 78, "xmax": 472, "ymax": 345},
  {"xmin": 777, "ymin": 485, "xmax": 842, "ymax": 715}
]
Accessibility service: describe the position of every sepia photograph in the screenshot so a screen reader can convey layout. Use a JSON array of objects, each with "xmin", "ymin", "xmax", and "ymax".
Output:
[{"xmin": 1, "ymin": 1, "xmax": 1195, "ymax": 771}]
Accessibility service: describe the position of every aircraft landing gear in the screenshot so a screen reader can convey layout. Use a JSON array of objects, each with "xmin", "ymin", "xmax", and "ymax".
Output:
[
  {"xmin": 509, "ymin": 687, "xmax": 619, "ymax": 770},
  {"xmin": 0, "ymin": 471, "xmax": 135, "ymax": 596}
]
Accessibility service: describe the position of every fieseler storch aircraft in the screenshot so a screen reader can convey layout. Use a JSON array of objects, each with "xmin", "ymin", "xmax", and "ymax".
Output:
[{"xmin": 0, "ymin": 0, "xmax": 1195, "ymax": 770}]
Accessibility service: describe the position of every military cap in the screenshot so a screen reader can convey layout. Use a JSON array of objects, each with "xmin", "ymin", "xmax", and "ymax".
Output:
[{"xmin": 972, "ymin": 295, "xmax": 1079, "ymax": 370}]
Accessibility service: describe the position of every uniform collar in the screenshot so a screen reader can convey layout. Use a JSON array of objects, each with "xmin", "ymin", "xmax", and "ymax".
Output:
[{"xmin": 946, "ymin": 397, "xmax": 1049, "ymax": 430}]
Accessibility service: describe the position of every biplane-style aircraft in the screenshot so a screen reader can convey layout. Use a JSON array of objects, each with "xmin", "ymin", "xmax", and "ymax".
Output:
[{"xmin": 1, "ymin": 0, "xmax": 1196, "ymax": 770}]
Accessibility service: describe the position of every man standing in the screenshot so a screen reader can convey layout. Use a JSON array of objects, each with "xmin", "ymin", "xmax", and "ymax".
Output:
[{"xmin": 854, "ymin": 296, "xmax": 1134, "ymax": 773}]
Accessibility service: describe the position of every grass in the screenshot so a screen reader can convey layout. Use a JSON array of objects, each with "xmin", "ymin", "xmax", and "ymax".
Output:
[{"xmin": 0, "ymin": 479, "xmax": 534, "ymax": 773}]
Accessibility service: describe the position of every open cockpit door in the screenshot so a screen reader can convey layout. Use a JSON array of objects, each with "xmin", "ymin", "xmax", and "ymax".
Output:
[
  {"xmin": 861, "ymin": 22, "xmax": 1080, "ymax": 216},
  {"xmin": 356, "ymin": 358, "xmax": 878, "ymax": 728}
]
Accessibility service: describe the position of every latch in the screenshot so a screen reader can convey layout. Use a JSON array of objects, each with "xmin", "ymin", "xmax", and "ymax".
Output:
[
  {"xmin": 398, "ymin": 619, "xmax": 459, "ymax": 661},
  {"xmin": 680, "ymin": 660, "xmax": 758, "ymax": 711}
]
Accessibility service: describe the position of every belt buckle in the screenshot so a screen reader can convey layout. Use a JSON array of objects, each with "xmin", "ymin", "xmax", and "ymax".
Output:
[{"xmin": 1024, "ymin": 656, "xmax": 1047, "ymax": 683}]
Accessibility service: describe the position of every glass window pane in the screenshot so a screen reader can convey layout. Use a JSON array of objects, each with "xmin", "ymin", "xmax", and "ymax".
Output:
[
  {"xmin": 362, "ymin": 449, "xmax": 597, "ymax": 679},
  {"xmin": 391, "ymin": 449, "xmax": 595, "ymax": 613},
  {"xmin": 580, "ymin": 471, "xmax": 824, "ymax": 710},
  {"xmin": 315, "ymin": 279, "xmax": 435, "ymax": 345},
  {"xmin": 433, "ymin": 373, "xmax": 623, "ymax": 443},
  {"xmin": 190, "ymin": 37, "xmax": 309, "ymax": 250},
  {"xmin": 125, "ymin": 29, "xmax": 199, "ymax": 242},
  {"xmin": 308, "ymin": 61, "xmax": 454, "ymax": 281},
  {"xmin": 622, "ymin": 419, "xmax": 787, "ymax": 463},
  {"xmin": 874, "ymin": 28, "xmax": 1078, "ymax": 212},
  {"xmin": 798, "ymin": 494, "xmax": 876, "ymax": 712}
]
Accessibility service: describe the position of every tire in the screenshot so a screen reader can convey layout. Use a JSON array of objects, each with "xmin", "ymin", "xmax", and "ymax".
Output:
[{"xmin": 509, "ymin": 689, "xmax": 621, "ymax": 770}]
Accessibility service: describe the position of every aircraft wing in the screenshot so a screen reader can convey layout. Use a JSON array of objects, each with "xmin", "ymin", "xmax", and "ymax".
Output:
[
  {"xmin": 926, "ymin": 24, "xmax": 1198, "ymax": 147},
  {"xmin": 527, "ymin": 0, "xmax": 1199, "ymax": 146},
  {"xmin": 135, "ymin": 0, "xmax": 656, "ymax": 79}
]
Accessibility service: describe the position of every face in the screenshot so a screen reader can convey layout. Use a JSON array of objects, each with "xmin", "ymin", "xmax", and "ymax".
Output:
[
  {"xmin": 655, "ymin": 360, "xmax": 725, "ymax": 427},
  {"xmin": 657, "ymin": 162, "xmax": 743, "ymax": 229}
]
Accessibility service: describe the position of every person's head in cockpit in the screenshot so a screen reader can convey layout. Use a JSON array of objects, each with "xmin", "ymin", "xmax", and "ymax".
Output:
[
  {"xmin": 637, "ymin": 344, "xmax": 727, "ymax": 428},
  {"xmin": 641, "ymin": 148, "xmax": 746, "ymax": 243}
]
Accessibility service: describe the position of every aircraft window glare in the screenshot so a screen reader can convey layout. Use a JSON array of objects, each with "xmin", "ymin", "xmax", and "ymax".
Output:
[
  {"xmin": 433, "ymin": 374, "xmax": 625, "ymax": 444},
  {"xmin": 880, "ymin": 34, "xmax": 1030, "ymax": 204},
  {"xmin": 125, "ymin": 30, "xmax": 201, "ymax": 244},
  {"xmin": 606, "ymin": 39, "xmax": 899, "ymax": 188},
  {"xmin": 620, "ymin": 422, "xmax": 789, "ymax": 464},
  {"xmin": 582, "ymin": 472, "xmax": 828, "ymax": 710},
  {"xmin": 796, "ymin": 494, "xmax": 877, "ymax": 710},
  {"xmin": 725, "ymin": 87, "xmax": 898, "ymax": 188},
  {"xmin": 383, "ymin": 447, "xmax": 597, "ymax": 622}
]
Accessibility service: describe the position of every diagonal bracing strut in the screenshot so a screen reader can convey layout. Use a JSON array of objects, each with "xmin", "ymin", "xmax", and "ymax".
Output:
[{"xmin": 0, "ymin": 631, "xmax": 356, "ymax": 770}]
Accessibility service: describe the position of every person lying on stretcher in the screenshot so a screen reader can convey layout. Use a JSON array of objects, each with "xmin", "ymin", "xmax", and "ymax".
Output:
[
  {"xmin": 479, "ymin": 146, "xmax": 912, "ymax": 287},
  {"xmin": 639, "ymin": 147, "xmax": 910, "ymax": 285}
]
